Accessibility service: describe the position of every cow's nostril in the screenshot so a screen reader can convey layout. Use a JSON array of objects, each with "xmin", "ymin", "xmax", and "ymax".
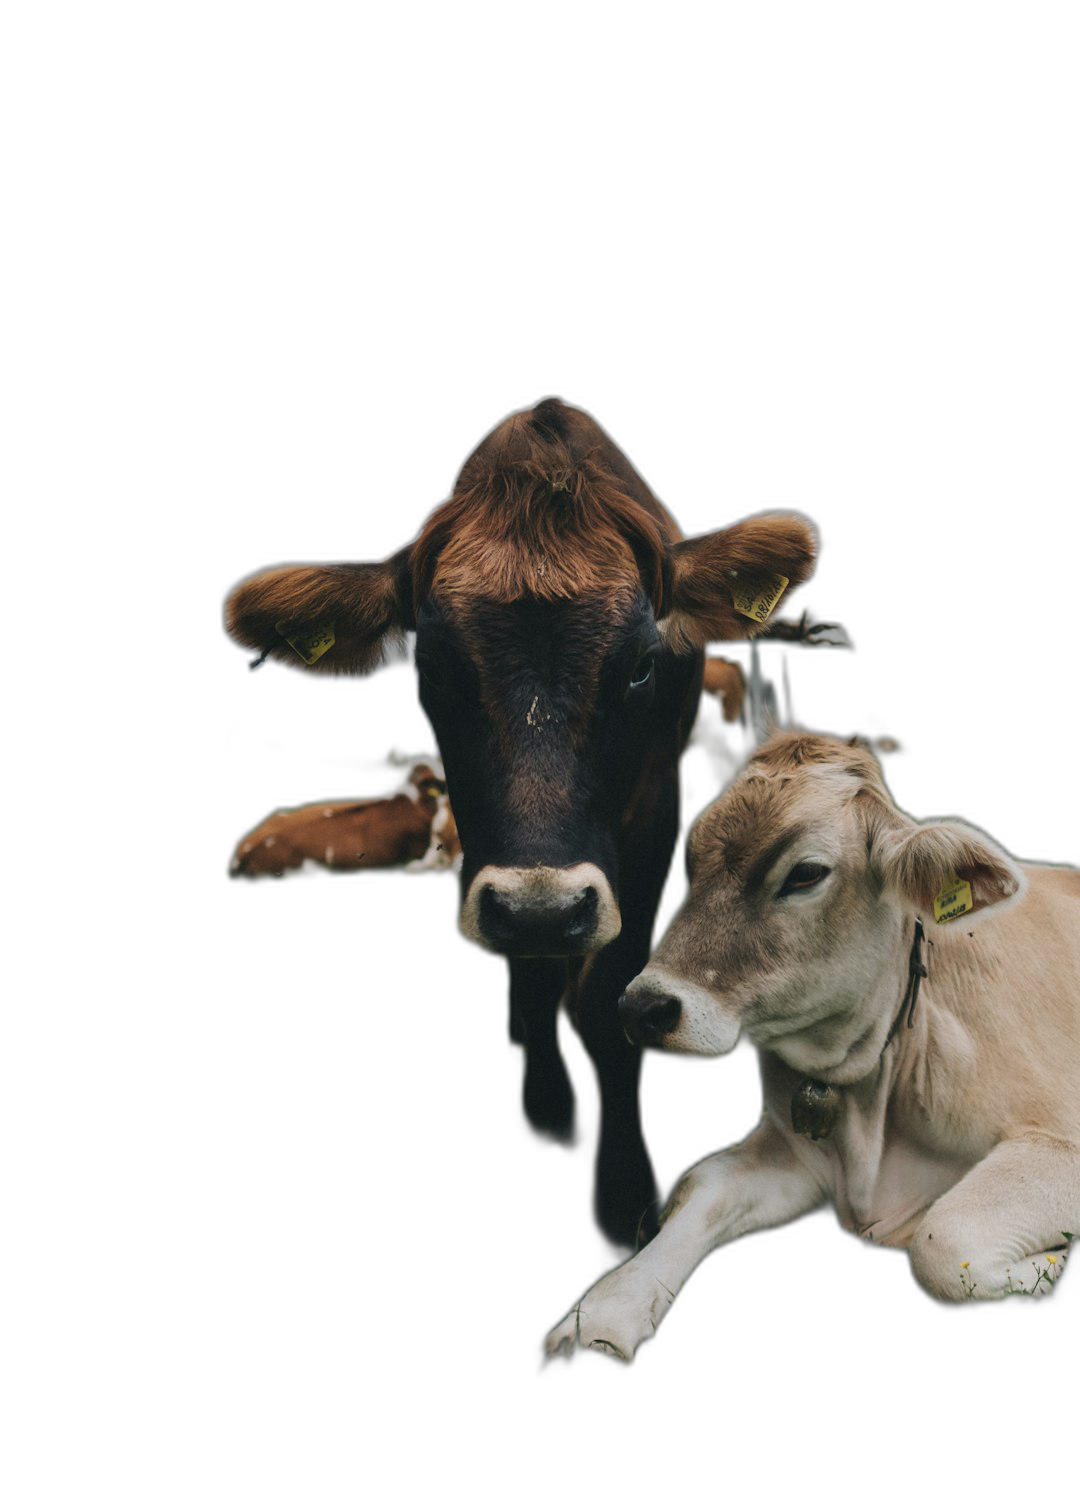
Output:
[
  {"xmin": 564, "ymin": 886, "xmax": 598, "ymax": 935},
  {"xmin": 641, "ymin": 994, "xmax": 681, "ymax": 1040},
  {"xmin": 619, "ymin": 989, "xmax": 682, "ymax": 1046},
  {"xmin": 477, "ymin": 880, "xmax": 601, "ymax": 953}
]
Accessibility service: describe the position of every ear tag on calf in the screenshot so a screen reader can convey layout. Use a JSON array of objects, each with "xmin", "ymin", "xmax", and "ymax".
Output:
[
  {"xmin": 730, "ymin": 572, "xmax": 790, "ymax": 624},
  {"xmin": 275, "ymin": 620, "xmax": 336, "ymax": 666},
  {"xmin": 933, "ymin": 873, "xmax": 973, "ymax": 923},
  {"xmin": 791, "ymin": 1077, "xmax": 841, "ymax": 1140}
]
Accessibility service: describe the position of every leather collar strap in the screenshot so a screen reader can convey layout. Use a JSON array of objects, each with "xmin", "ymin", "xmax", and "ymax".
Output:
[
  {"xmin": 883, "ymin": 917, "xmax": 927, "ymax": 1052},
  {"xmin": 792, "ymin": 917, "xmax": 928, "ymax": 1140}
]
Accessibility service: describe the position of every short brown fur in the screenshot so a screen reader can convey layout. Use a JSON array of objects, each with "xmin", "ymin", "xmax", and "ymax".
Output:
[{"xmin": 411, "ymin": 453, "xmax": 668, "ymax": 608}]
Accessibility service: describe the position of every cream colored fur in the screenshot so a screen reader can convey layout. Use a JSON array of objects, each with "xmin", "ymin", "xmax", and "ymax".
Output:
[{"xmin": 547, "ymin": 735, "xmax": 1080, "ymax": 1360}]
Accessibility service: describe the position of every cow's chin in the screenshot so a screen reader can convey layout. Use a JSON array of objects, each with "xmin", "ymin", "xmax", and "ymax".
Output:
[{"xmin": 458, "ymin": 862, "xmax": 621, "ymax": 958}]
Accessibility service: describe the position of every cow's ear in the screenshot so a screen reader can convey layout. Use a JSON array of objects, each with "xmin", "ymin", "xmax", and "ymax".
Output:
[
  {"xmin": 224, "ymin": 550, "xmax": 413, "ymax": 674},
  {"xmin": 660, "ymin": 513, "xmax": 817, "ymax": 648},
  {"xmin": 868, "ymin": 809, "xmax": 1025, "ymax": 921}
]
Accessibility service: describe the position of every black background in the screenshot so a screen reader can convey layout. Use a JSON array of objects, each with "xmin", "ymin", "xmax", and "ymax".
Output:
[{"xmin": 208, "ymin": 337, "xmax": 1070, "ymax": 1409}]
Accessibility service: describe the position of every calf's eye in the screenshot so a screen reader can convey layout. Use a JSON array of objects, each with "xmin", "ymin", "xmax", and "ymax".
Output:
[{"xmin": 779, "ymin": 862, "xmax": 830, "ymax": 895}]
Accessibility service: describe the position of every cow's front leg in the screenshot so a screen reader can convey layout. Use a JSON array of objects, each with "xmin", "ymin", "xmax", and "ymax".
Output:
[
  {"xmin": 509, "ymin": 959, "xmax": 574, "ymax": 1141},
  {"xmin": 573, "ymin": 939, "xmax": 658, "ymax": 1249},
  {"xmin": 909, "ymin": 1136, "xmax": 1079, "ymax": 1301},
  {"xmin": 546, "ymin": 1118, "xmax": 826, "ymax": 1360}
]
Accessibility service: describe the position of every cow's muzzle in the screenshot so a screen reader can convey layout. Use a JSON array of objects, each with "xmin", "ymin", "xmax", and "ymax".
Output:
[{"xmin": 460, "ymin": 863, "xmax": 620, "ymax": 957}]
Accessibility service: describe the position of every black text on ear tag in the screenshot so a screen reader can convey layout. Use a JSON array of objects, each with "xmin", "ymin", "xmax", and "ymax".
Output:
[{"xmin": 275, "ymin": 620, "xmax": 336, "ymax": 666}]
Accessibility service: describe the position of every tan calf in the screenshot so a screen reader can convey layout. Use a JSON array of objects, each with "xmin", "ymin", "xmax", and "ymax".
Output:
[{"xmin": 547, "ymin": 733, "xmax": 1080, "ymax": 1359}]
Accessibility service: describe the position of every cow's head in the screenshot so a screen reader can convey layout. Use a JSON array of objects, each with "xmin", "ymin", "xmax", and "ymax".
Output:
[
  {"xmin": 225, "ymin": 401, "xmax": 817, "ymax": 957},
  {"xmin": 620, "ymin": 733, "xmax": 1024, "ymax": 1079}
]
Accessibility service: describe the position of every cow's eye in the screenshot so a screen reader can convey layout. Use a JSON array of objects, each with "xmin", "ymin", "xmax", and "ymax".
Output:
[
  {"xmin": 627, "ymin": 654, "xmax": 655, "ymax": 691},
  {"xmin": 779, "ymin": 862, "xmax": 830, "ymax": 895}
]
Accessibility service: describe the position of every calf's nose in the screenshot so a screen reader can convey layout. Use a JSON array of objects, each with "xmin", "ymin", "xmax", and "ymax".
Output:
[{"xmin": 618, "ymin": 986, "xmax": 682, "ymax": 1047}]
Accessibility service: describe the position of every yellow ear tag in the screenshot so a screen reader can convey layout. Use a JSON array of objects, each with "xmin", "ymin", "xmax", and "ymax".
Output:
[
  {"xmin": 933, "ymin": 874, "xmax": 973, "ymax": 923},
  {"xmin": 731, "ymin": 572, "xmax": 790, "ymax": 624},
  {"xmin": 275, "ymin": 620, "xmax": 336, "ymax": 666}
]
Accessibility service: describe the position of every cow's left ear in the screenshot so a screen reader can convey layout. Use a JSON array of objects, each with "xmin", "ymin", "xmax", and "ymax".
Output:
[
  {"xmin": 869, "ymin": 813, "xmax": 1025, "ymax": 921},
  {"xmin": 660, "ymin": 513, "xmax": 817, "ymax": 648}
]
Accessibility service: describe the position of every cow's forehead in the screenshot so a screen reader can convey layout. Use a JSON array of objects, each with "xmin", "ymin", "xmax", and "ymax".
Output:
[
  {"xmin": 420, "ymin": 585, "xmax": 654, "ymax": 660},
  {"xmin": 688, "ymin": 738, "xmax": 887, "ymax": 884}
]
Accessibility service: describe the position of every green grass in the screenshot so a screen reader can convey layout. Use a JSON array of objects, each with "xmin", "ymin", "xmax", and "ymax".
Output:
[{"xmin": 960, "ymin": 1234, "xmax": 1072, "ymax": 1299}]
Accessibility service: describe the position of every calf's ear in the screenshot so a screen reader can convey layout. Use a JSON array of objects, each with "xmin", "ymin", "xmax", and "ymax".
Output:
[
  {"xmin": 869, "ymin": 811, "xmax": 1025, "ymax": 921},
  {"xmin": 661, "ymin": 513, "xmax": 817, "ymax": 648},
  {"xmin": 224, "ymin": 550, "xmax": 413, "ymax": 674}
]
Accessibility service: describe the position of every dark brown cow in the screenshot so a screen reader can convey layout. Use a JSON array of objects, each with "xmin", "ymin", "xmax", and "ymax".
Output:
[
  {"xmin": 224, "ymin": 399, "xmax": 819, "ymax": 1244},
  {"xmin": 229, "ymin": 657, "xmax": 740, "ymax": 878}
]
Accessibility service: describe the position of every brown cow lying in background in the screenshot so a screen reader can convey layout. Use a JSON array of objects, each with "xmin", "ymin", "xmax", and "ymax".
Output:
[
  {"xmin": 548, "ymin": 732, "xmax": 1079, "ymax": 1359},
  {"xmin": 230, "ymin": 762, "xmax": 460, "ymax": 877}
]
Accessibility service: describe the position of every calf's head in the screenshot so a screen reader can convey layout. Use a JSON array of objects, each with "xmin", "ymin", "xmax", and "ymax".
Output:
[
  {"xmin": 224, "ymin": 401, "xmax": 817, "ymax": 958},
  {"xmin": 622, "ymin": 733, "xmax": 1024, "ymax": 1073}
]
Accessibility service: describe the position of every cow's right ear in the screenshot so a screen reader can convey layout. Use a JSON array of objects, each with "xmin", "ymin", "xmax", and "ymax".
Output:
[
  {"xmin": 660, "ymin": 513, "xmax": 817, "ymax": 648},
  {"xmin": 224, "ymin": 550, "xmax": 413, "ymax": 674}
]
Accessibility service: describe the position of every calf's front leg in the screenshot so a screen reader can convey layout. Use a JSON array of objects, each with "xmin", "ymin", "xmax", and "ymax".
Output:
[
  {"xmin": 545, "ymin": 1117, "xmax": 825, "ymax": 1360},
  {"xmin": 909, "ymin": 1135, "xmax": 1078, "ymax": 1301}
]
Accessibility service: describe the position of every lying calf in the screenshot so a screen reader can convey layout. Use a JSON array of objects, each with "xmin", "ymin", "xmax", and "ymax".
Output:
[
  {"xmin": 547, "ymin": 732, "xmax": 1079, "ymax": 1359},
  {"xmin": 229, "ymin": 762, "xmax": 460, "ymax": 877}
]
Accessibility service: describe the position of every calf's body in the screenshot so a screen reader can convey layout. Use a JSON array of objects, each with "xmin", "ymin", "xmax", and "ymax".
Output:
[{"xmin": 548, "ymin": 734, "xmax": 1079, "ymax": 1358}]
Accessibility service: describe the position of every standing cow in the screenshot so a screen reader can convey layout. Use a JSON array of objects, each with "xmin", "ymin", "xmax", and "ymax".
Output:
[
  {"xmin": 547, "ymin": 732, "xmax": 1080, "ymax": 1357},
  {"xmin": 224, "ymin": 399, "xmax": 819, "ymax": 1245}
]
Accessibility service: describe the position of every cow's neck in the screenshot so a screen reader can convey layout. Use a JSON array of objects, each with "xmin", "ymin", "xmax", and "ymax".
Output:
[
  {"xmin": 770, "ymin": 908, "xmax": 916, "ymax": 1096},
  {"xmin": 785, "ymin": 913, "xmax": 936, "ymax": 1224},
  {"xmin": 787, "ymin": 911, "xmax": 929, "ymax": 1129}
]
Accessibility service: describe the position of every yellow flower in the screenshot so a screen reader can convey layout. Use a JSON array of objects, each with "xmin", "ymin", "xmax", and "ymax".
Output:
[
  {"xmin": 961, "ymin": 1260, "xmax": 970, "ymax": 1269},
  {"xmin": 1046, "ymin": 1255, "xmax": 1059, "ymax": 1265}
]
